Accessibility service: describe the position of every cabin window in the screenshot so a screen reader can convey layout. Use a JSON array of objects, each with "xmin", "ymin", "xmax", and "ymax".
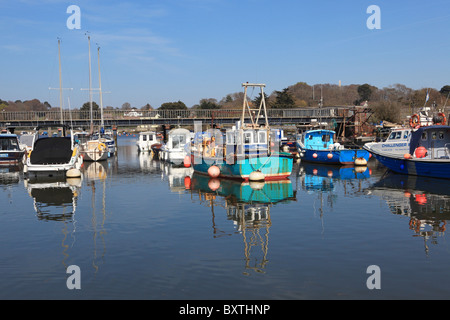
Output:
[
  {"xmin": 149, "ymin": 134, "xmax": 154, "ymax": 141},
  {"xmin": 142, "ymin": 135, "xmax": 147, "ymax": 141},
  {"xmin": 421, "ymin": 132, "xmax": 427, "ymax": 140},
  {"xmin": 308, "ymin": 135, "xmax": 313, "ymax": 140},
  {"xmin": 1, "ymin": 138, "xmax": 19, "ymax": 150},
  {"xmin": 439, "ymin": 132, "xmax": 444, "ymax": 140},
  {"xmin": 258, "ymin": 131, "xmax": 266, "ymax": 144},
  {"xmin": 388, "ymin": 132, "xmax": 396, "ymax": 140},
  {"xmin": 244, "ymin": 132, "xmax": 252, "ymax": 144},
  {"xmin": 226, "ymin": 132, "xmax": 235, "ymax": 145},
  {"xmin": 322, "ymin": 134, "xmax": 330, "ymax": 142},
  {"xmin": 403, "ymin": 131, "xmax": 410, "ymax": 139},
  {"xmin": 432, "ymin": 132, "xmax": 437, "ymax": 140},
  {"xmin": 172, "ymin": 135, "xmax": 186, "ymax": 148}
]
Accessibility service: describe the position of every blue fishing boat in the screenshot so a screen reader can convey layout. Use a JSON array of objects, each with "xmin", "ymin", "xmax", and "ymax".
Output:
[
  {"xmin": 192, "ymin": 83, "xmax": 293, "ymax": 181},
  {"xmin": 364, "ymin": 125, "xmax": 450, "ymax": 179},
  {"xmin": 297, "ymin": 129, "xmax": 370, "ymax": 165}
]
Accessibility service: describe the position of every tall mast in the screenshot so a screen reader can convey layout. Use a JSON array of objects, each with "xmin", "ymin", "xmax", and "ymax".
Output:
[
  {"xmin": 97, "ymin": 45, "xmax": 104, "ymax": 129},
  {"xmin": 58, "ymin": 38, "xmax": 63, "ymax": 124},
  {"xmin": 87, "ymin": 34, "xmax": 93, "ymax": 134}
]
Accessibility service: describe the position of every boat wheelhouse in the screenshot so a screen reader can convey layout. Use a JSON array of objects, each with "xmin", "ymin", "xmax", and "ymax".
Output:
[
  {"xmin": 136, "ymin": 131, "xmax": 159, "ymax": 152},
  {"xmin": 160, "ymin": 128, "xmax": 191, "ymax": 164},
  {"xmin": 0, "ymin": 133, "xmax": 25, "ymax": 164}
]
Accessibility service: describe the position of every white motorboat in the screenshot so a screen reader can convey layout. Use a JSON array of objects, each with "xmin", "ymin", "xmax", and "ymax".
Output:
[
  {"xmin": 136, "ymin": 131, "xmax": 159, "ymax": 152},
  {"xmin": 160, "ymin": 128, "xmax": 191, "ymax": 165},
  {"xmin": 24, "ymin": 125, "xmax": 83, "ymax": 178}
]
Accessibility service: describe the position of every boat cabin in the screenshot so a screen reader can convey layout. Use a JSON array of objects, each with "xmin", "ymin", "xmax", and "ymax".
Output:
[
  {"xmin": 410, "ymin": 126, "xmax": 450, "ymax": 159},
  {"xmin": 167, "ymin": 128, "xmax": 191, "ymax": 150},
  {"xmin": 0, "ymin": 134, "xmax": 21, "ymax": 152},
  {"xmin": 303, "ymin": 129, "xmax": 336, "ymax": 150},
  {"xmin": 137, "ymin": 131, "xmax": 159, "ymax": 152},
  {"xmin": 226, "ymin": 128, "xmax": 269, "ymax": 156}
]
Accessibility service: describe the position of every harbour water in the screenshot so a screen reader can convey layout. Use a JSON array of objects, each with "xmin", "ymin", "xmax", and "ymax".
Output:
[{"xmin": 1, "ymin": 135, "xmax": 450, "ymax": 300}]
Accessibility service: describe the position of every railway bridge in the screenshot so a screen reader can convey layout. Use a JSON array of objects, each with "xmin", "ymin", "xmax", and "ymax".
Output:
[{"xmin": 0, "ymin": 106, "xmax": 369, "ymax": 135}]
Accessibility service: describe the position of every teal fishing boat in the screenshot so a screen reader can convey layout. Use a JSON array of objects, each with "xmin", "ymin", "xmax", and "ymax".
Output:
[{"xmin": 192, "ymin": 83, "xmax": 293, "ymax": 181}]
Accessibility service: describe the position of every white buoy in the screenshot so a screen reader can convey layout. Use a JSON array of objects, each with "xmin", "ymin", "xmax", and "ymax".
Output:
[
  {"xmin": 249, "ymin": 170, "xmax": 265, "ymax": 181},
  {"xmin": 66, "ymin": 168, "xmax": 81, "ymax": 178},
  {"xmin": 249, "ymin": 181, "xmax": 265, "ymax": 190},
  {"xmin": 207, "ymin": 165, "xmax": 220, "ymax": 178},
  {"xmin": 354, "ymin": 157, "xmax": 367, "ymax": 166}
]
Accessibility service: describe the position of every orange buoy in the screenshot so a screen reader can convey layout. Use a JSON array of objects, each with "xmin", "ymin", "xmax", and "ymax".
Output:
[
  {"xmin": 313, "ymin": 153, "xmax": 318, "ymax": 159},
  {"xmin": 327, "ymin": 153, "xmax": 333, "ymax": 159},
  {"xmin": 183, "ymin": 155, "xmax": 191, "ymax": 168},
  {"xmin": 184, "ymin": 176, "xmax": 191, "ymax": 189},
  {"xmin": 414, "ymin": 146, "xmax": 427, "ymax": 158}
]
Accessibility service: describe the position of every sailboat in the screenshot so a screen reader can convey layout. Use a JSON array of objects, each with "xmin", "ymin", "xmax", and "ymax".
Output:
[
  {"xmin": 192, "ymin": 83, "xmax": 293, "ymax": 181},
  {"xmin": 79, "ymin": 34, "xmax": 108, "ymax": 162},
  {"xmin": 24, "ymin": 39, "xmax": 83, "ymax": 178}
]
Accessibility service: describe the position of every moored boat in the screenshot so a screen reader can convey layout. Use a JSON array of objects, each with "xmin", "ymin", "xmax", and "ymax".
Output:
[
  {"xmin": 136, "ymin": 131, "xmax": 160, "ymax": 153},
  {"xmin": 0, "ymin": 133, "xmax": 26, "ymax": 165},
  {"xmin": 363, "ymin": 127, "xmax": 411, "ymax": 157},
  {"xmin": 160, "ymin": 128, "xmax": 191, "ymax": 164},
  {"xmin": 192, "ymin": 83, "xmax": 293, "ymax": 181},
  {"xmin": 364, "ymin": 125, "xmax": 450, "ymax": 179},
  {"xmin": 24, "ymin": 125, "xmax": 83, "ymax": 178},
  {"xmin": 297, "ymin": 129, "xmax": 370, "ymax": 165}
]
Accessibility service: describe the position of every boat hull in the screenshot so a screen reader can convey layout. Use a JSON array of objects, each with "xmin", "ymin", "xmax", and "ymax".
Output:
[
  {"xmin": 192, "ymin": 152, "xmax": 293, "ymax": 181},
  {"xmin": 301, "ymin": 149, "xmax": 370, "ymax": 165},
  {"xmin": 0, "ymin": 151, "xmax": 25, "ymax": 164},
  {"xmin": 369, "ymin": 151, "xmax": 450, "ymax": 179}
]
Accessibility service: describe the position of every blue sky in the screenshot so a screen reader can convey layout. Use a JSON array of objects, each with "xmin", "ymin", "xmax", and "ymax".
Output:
[{"xmin": 1, "ymin": 0, "xmax": 450, "ymax": 110}]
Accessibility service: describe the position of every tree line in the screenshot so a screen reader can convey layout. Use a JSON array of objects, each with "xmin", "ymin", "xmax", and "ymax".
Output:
[{"xmin": 2, "ymin": 82, "xmax": 450, "ymax": 124}]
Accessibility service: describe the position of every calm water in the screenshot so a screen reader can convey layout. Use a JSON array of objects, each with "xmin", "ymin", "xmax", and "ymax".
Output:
[{"xmin": 1, "ymin": 135, "xmax": 450, "ymax": 300}]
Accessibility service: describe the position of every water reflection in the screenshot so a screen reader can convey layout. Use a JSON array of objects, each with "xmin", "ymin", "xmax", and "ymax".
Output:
[
  {"xmin": 82, "ymin": 161, "xmax": 108, "ymax": 273},
  {"xmin": 24, "ymin": 176, "xmax": 82, "ymax": 222},
  {"xmin": 294, "ymin": 162, "xmax": 371, "ymax": 222},
  {"xmin": 188, "ymin": 173, "xmax": 296, "ymax": 274},
  {"xmin": 367, "ymin": 173, "xmax": 450, "ymax": 255}
]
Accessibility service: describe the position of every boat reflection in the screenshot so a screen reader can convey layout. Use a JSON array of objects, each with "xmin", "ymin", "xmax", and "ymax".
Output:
[
  {"xmin": 367, "ymin": 173, "xmax": 450, "ymax": 255},
  {"xmin": 160, "ymin": 161, "xmax": 193, "ymax": 193},
  {"xmin": 24, "ymin": 176, "xmax": 82, "ymax": 222},
  {"xmin": 188, "ymin": 173, "xmax": 296, "ymax": 274},
  {"xmin": 0, "ymin": 164, "xmax": 21, "ymax": 186},
  {"xmin": 298, "ymin": 162, "xmax": 371, "ymax": 191}
]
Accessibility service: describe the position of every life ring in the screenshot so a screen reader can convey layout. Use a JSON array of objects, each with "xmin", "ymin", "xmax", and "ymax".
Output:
[
  {"xmin": 433, "ymin": 112, "xmax": 447, "ymax": 125},
  {"xmin": 98, "ymin": 143, "xmax": 107, "ymax": 151},
  {"xmin": 409, "ymin": 114, "xmax": 420, "ymax": 129}
]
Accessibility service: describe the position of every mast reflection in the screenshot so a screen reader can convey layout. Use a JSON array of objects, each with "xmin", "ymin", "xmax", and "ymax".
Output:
[{"xmin": 188, "ymin": 173, "xmax": 296, "ymax": 274}]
